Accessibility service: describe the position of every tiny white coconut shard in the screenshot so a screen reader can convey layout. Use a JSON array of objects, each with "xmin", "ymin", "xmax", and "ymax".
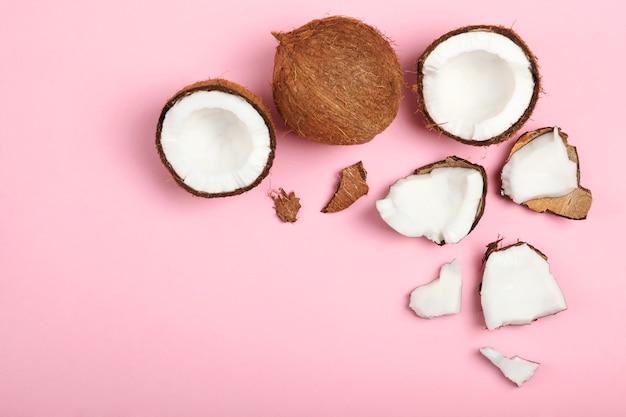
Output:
[
  {"xmin": 479, "ymin": 347, "xmax": 539, "ymax": 387},
  {"xmin": 501, "ymin": 126, "xmax": 592, "ymax": 219},
  {"xmin": 416, "ymin": 25, "xmax": 540, "ymax": 145},
  {"xmin": 481, "ymin": 241, "xmax": 567, "ymax": 330},
  {"xmin": 376, "ymin": 157, "xmax": 487, "ymax": 245},
  {"xmin": 409, "ymin": 259, "xmax": 462, "ymax": 318}
]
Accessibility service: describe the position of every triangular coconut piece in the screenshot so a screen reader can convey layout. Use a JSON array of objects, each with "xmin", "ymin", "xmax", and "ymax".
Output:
[
  {"xmin": 376, "ymin": 156, "xmax": 487, "ymax": 245},
  {"xmin": 501, "ymin": 126, "xmax": 592, "ymax": 219},
  {"xmin": 409, "ymin": 259, "xmax": 462, "ymax": 318},
  {"xmin": 480, "ymin": 241, "xmax": 567, "ymax": 330},
  {"xmin": 322, "ymin": 161, "xmax": 369, "ymax": 213},
  {"xmin": 479, "ymin": 347, "xmax": 539, "ymax": 387}
]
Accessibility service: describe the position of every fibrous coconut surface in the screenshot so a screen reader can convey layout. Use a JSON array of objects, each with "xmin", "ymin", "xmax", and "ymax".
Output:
[
  {"xmin": 156, "ymin": 79, "xmax": 276, "ymax": 198},
  {"xmin": 417, "ymin": 25, "xmax": 540, "ymax": 145},
  {"xmin": 272, "ymin": 16, "xmax": 403, "ymax": 145},
  {"xmin": 322, "ymin": 161, "xmax": 369, "ymax": 213}
]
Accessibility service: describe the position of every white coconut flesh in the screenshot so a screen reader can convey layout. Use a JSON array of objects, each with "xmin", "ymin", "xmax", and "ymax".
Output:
[
  {"xmin": 481, "ymin": 243, "xmax": 567, "ymax": 331},
  {"xmin": 409, "ymin": 259, "xmax": 462, "ymax": 319},
  {"xmin": 479, "ymin": 347, "xmax": 539, "ymax": 387},
  {"xmin": 376, "ymin": 167, "xmax": 484, "ymax": 244},
  {"xmin": 159, "ymin": 90, "xmax": 273, "ymax": 194},
  {"xmin": 502, "ymin": 127, "xmax": 578, "ymax": 204},
  {"xmin": 421, "ymin": 31, "xmax": 535, "ymax": 141}
]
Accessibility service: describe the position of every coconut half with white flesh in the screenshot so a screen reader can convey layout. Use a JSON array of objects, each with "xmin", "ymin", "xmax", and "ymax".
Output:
[
  {"xmin": 376, "ymin": 156, "xmax": 487, "ymax": 245},
  {"xmin": 501, "ymin": 126, "xmax": 592, "ymax": 219},
  {"xmin": 479, "ymin": 347, "xmax": 539, "ymax": 387},
  {"xmin": 481, "ymin": 241, "xmax": 567, "ymax": 331},
  {"xmin": 416, "ymin": 25, "xmax": 540, "ymax": 145},
  {"xmin": 156, "ymin": 79, "xmax": 276, "ymax": 198},
  {"xmin": 409, "ymin": 259, "xmax": 462, "ymax": 319}
]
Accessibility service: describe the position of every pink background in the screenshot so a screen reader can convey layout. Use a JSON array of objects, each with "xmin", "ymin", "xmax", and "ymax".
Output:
[{"xmin": 1, "ymin": 0, "xmax": 624, "ymax": 416}]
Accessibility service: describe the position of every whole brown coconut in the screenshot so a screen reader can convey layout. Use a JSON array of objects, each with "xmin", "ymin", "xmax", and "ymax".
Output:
[
  {"xmin": 156, "ymin": 78, "xmax": 276, "ymax": 198},
  {"xmin": 272, "ymin": 16, "xmax": 403, "ymax": 145}
]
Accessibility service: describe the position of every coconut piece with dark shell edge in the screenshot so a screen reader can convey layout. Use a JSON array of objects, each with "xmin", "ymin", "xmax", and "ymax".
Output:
[
  {"xmin": 416, "ymin": 25, "xmax": 540, "ymax": 146},
  {"xmin": 156, "ymin": 78, "xmax": 276, "ymax": 198},
  {"xmin": 376, "ymin": 156, "xmax": 487, "ymax": 245},
  {"xmin": 272, "ymin": 16, "xmax": 403, "ymax": 145},
  {"xmin": 480, "ymin": 240, "xmax": 567, "ymax": 331},
  {"xmin": 322, "ymin": 161, "xmax": 369, "ymax": 213},
  {"xmin": 501, "ymin": 126, "xmax": 592, "ymax": 220}
]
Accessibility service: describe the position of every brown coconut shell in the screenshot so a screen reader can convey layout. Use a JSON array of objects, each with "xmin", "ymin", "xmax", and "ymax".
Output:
[
  {"xmin": 270, "ymin": 188, "xmax": 301, "ymax": 223},
  {"xmin": 502, "ymin": 127, "xmax": 592, "ymax": 220},
  {"xmin": 156, "ymin": 78, "xmax": 276, "ymax": 198},
  {"xmin": 321, "ymin": 161, "xmax": 369, "ymax": 213},
  {"xmin": 414, "ymin": 156, "xmax": 488, "ymax": 244},
  {"xmin": 416, "ymin": 25, "xmax": 541, "ymax": 146},
  {"xmin": 272, "ymin": 16, "xmax": 403, "ymax": 145},
  {"xmin": 483, "ymin": 239, "xmax": 547, "ymax": 266}
]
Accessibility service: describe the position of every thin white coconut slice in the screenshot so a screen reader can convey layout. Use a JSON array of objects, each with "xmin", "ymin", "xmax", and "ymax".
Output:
[
  {"xmin": 479, "ymin": 347, "xmax": 539, "ymax": 387},
  {"xmin": 481, "ymin": 241, "xmax": 567, "ymax": 331},
  {"xmin": 376, "ymin": 157, "xmax": 487, "ymax": 245},
  {"xmin": 417, "ymin": 25, "xmax": 540, "ymax": 145},
  {"xmin": 501, "ymin": 126, "xmax": 592, "ymax": 219},
  {"xmin": 409, "ymin": 259, "xmax": 462, "ymax": 318},
  {"xmin": 156, "ymin": 79, "xmax": 276, "ymax": 198}
]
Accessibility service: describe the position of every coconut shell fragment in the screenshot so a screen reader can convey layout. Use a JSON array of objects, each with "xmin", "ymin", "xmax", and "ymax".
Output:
[
  {"xmin": 322, "ymin": 161, "xmax": 369, "ymax": 213},
  {"xmin": 501, "ymin": 127, "xmax": 592, "ymax": 220},
  {"xmin": 272, "ymin": 16, "xmax": 403, "ymax": 145},
  {"xmin": 270, "ymin": 188, "xmax": 301, "ymax": 223}
]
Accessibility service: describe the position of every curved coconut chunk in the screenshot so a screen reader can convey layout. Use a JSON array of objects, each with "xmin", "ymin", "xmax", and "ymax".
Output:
[
  {"xmin": 479, "ymin": 347, "xmax": 539, "ymax": 387},
  {"xmin": 421, "ymin": 30, "xmax": 536, "ymax": 142},
  {"xmin": 502, "ymin": 127, "xmax": 579, "ymax": 204},
  {"xmin": 481, "ymin": 243, "xmax": 567, "ymax": 330},
  {"xmin": 160, "ymin": 90, "xmax": 272, "ymax": 194},
  {"xmin": 376, "ymin": 167, "xmax": 484, "ymax": 244},
  {"xmin": 409, "ymin": 259, "xmax": 462, "ymax": 318}
]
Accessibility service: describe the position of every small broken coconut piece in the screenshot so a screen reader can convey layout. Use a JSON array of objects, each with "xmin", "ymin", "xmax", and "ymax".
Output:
[
  {"xmin": 272, "ymin": 16, "xmax": 403, "ymax": 145},
  {"xmin": 322, "ymin": 161, "xmax": 369, "ymax": 213},
  {"xmin": 416, "ymin": 25, "xmax": 540, "ymax": 145},
  {"xmin": 156, "ymin": 79, "xmax": 276, "ymax": 197},
  {"xmin": 481, "ymin": 241, "xmax": 567, "ymax": 330},
  {"xmin": 270, "ymin": 188, "xmax": 301, "ymax": 223},
  {"xmin": 376, "ymin": 156, "xmax": 487, "ymax": 245},
  {"xmin": 409, "ymin": 259, "xmax": 462, "ymax": 319},
  {"xmin": 501, "ymin": 126, "xmax": 592, "ymax": 219},
  {"xmin": 479, "ymin": 347, "xmax": 539, "ymax": 387}
]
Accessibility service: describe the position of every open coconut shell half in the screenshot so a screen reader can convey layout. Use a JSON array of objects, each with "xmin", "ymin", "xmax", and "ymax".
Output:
[
  {"xmin": 416, "ymin": 25, "xmax": 540, "ymax": 145},
  {"xmin": 501, "ymin": 126, "xmax": 592, "ymax": 219},
  {"xmin": 272, "ymin": 16, "xmax": 403, "ymax": 145},
  {"xmin": 156, "ymin": 78, "xmax": 276, "ymax": 198},
  {"xmin": 376, "ymin": 156, "xmax": 487, "ymax": 245}
]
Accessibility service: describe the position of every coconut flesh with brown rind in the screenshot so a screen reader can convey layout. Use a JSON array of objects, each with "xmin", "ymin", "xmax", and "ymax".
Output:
[
  {"xmin": 480, "ymin": 240, "xmax": 567, "ymax": 331},
  {"xmin": 322, "ymin": 161, "xmax": 369, "ymax": 213},
  {"xmin": 272, "ymin": 16, "xmax": 403, "ymax": 145},
  {"xmin": 502, "ymin": 126, "xmax": 592, "ymax": 219},
  {"xmin": 156, "ymin": 78, "xmax": 276, "ymax": 198},
  {"xmin": 416, "ymin": 25, "xmax": 540, "ymax": 146},
  {"xmin": 376, "ymin": 156, "xmax": 487, "ymax": 245}
]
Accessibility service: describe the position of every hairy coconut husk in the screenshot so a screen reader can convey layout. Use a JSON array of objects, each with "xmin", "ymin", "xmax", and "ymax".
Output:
[
  {"xmin": 272, "ymin": 16, "xmax": 403, "ymax": 145},
  {"xmin": 503, "ymin": 127, "xmax": 592, "ymax": 220},
  {"xmin": 415, "ymin": 156, "xmax": 488, "ymax": 237},
  {"xmin": 322, "ymin": 161, "xmax": 369, "ymax": 213},
  {"xmin": 156, "ymin": 78, "xmax": 276, "ymax": 198},
  {"xmin": 270, "ymin": 188, "xmax": 301, "ymax": 223},
  {"xmin": 416, "ymin": 25, "xmax": 541, "ymax": 146}
]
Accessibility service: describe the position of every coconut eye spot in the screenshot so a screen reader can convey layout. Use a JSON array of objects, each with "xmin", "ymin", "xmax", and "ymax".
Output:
[{"xmin": 435, "ymin": 51, "xmax": 515, "ymax": 124}]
